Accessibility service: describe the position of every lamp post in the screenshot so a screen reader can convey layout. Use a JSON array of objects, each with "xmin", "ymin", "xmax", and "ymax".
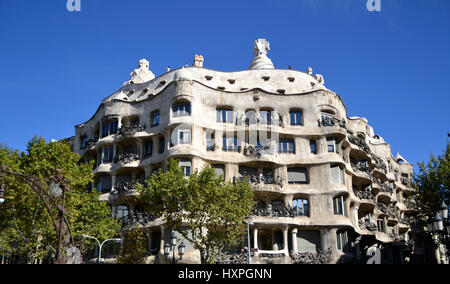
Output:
[
  {"xmin": 163, "ymin": 231, "xmax": 185, "ymax": 264},
  {"xmin": 82, "ymin": 235, "xmax": 122, "ymax": 264},
  {"xmin": 243, "ymin": 221, "xmax": 254, "ymax": 264},
  {"xmin": 0, "ymin": 166, "xmax": 74, "ymax": 264},
  {"xmin": 425, "ymin": 201, "xmax": 449, "ymax": 264}
]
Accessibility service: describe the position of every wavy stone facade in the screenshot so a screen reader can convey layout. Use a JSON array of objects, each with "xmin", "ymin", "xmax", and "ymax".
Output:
[{"xmin": 74, "ymin": 40, "xmax": 417, "ymax": 264}]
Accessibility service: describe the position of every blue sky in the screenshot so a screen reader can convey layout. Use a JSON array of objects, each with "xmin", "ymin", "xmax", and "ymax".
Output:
[{"xmin": 0, "ymin": 0, "xmax": 449, "ymax": 170}]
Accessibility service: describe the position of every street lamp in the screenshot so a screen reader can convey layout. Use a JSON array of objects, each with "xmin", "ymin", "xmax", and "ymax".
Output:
[
  {"xmin": 82, "ymin": 235, "xmax": 122, "ymax": 264},
  {"xmin": 439, "ymin": 201, "xmax": 448, "ymax": 220},
  {"xmin": 164, "ymin": 231, "xmax": 185, "ymax": 264},
  {"xmin": 243, "ymin": 221, "xmax": 254, "ymax": 264},
  {"xmin": 425, "ymin": 201, "xmax": 450, "ymax": 264}
]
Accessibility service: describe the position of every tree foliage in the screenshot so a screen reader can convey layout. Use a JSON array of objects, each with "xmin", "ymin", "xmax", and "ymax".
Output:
[
  {"xmin": 0, "ymin": 137, "xmax": 120, "ymax": 263},
  {"xmin": 137, "ymin": 159, "xmax": 255, "ymax": 264},
  {"xmin": 116, "ymin": 228, "xmax": 148, "ymax": 264},
  {"xmin": 413, "ymin": 143, "xmax": 449, "ymax": 217}
]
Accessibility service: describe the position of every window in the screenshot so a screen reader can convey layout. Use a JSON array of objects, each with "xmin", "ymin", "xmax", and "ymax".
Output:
[
  {"xmin": 290, "ymin": 111, "xmax": 303, "ymax": 126},
  {"xmin": 288, "ymin": 168, "xmax": 309, "ymax": 184},
  {"xmin": 173, "ymin": 102, "xmax": 191, "ymax": 117},
  {"xmin": 80, "ymin": 136, "xmax": 88, "ymax": 150},
  {"xmin": 327, "ymin": 138, "xmax": 338, "ymax": 153},
  {"xmin": 173, "ymin": 129, "xmax": 191, "ymax": 145},
  {"xmin": 216, "ymin": 108, "xmax": 233, "ymax": 123},
  {"xmin": 96, "ymin": 175, "xmax": 112, "ymax": 194},
  {"xmin": 310, "ymin": 140, "xmax": 317, "ymax": 154},
  {"xmin": 333, "ymin": 196, "xmax": 346, "ymax": 216},
  {"xmin": 245, "ymin": 110, "xmax": 258, "ymax": 125},
  {"xmin": 321, "ymin": 111, "xmax": 335, "ymax": 126},
  {"xmin": 293, "ymin": 199, "xmax": 309, "ymax": 216},
  {"xmin": 377, "ymin": 219, "xmax": 385, "ymax": 233},
  {"xmin": 223, "ymin": 135, "xmax": 239, "ymax": 152},
  {"xmin": 336, "ymin": 230, "xmax": 349, "ymax": 251},
  {"xmin": 117, "ymin": 205, "xmax": 129, "ymax": 219},
  {"xmin": 158, "ymin": 137, "xmax": 165, "ymax": 153},
  {"xmin": 205, "ymin": 130, "xmax": 215, "ymax": 151},
  {"xmin": 144, "ymin": 141, "xmax": 153, "ymax": 158},
  {"xmin": 102, "ymin": 146, "xmax": 114, "ymax": 163},
  {"xmin": 330, "ymin": 165, "xmax": 344, "ymax": 184},
  {"xmin": 178, "ymin": 159, "xmax": 192, "ymax": 176},
  {"xmin": 278, "ymin": 139, "xmax": 295, "ymax": 154},
  {"xmin": 212, "ymin": 164, "xmax": 225, "ymax": 180},
  {"xmin": 151, "ymin": 111, "xmax": 160, "ymax": 127},
  {"xmin": 259, "ymin": 110, "xmax": 272, "ymax": 125},
  {"xmin": 102, "ymin": 120, "xmax": 118, "ymax": 137}
]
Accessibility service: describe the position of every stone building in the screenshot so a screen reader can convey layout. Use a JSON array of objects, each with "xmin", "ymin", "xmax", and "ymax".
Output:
[{"xmin": 73, "ymin": 39, "xmax": 417, "ymax": 264}]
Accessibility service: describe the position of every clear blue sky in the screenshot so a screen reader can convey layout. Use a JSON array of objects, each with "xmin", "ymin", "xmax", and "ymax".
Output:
[{"xmin": 0, "ymin": 0, "xmax": 449, "ymax": 170}]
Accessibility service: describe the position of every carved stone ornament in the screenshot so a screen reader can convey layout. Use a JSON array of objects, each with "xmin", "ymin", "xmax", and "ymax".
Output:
[
  {"xmin": 249, "ymin": 39, "xmax": 275, "ymax": 70},
  {"xmin": 124, "ymin": 59, "xmax": 155, "ymax": 86}
]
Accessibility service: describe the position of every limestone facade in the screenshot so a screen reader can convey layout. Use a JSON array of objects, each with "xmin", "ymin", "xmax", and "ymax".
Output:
[{"xmin": 74, "ymin": 40, "xmax": 417, "ymax": 264}]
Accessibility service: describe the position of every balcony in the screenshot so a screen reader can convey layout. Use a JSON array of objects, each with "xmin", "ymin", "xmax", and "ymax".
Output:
[
  {"xmin": 348, "ymin": 135, "xmax": 371, "ymax": 154},
  {"xmin": 318, "ymin": 116, "xmax": 346, "ymax": 129},
  {"xmin": 371, "ymin": 154, "xmax": 387, "ymax": 173},
  {"xmin": 353, "ymin": 187, "xmax": 375, "ymax": 203},
  {"xmin": 114, "ymin": 153, "xmax": 140, "ymax": 166},
  {"xmin": 400, "ymin": 177, "xmax": 410, "ymax": 186},
  {"xmin": 117, "ymin": 123, "xmax": 146, "ymax": 139},
  {"xmin": 236, "ymin": 173, "xmax": 283, "ymax": 188},
  {"xmin": 359, "ymin": 219, "xmax": 378, "ymax": 232},
  {"xmin": 251, "ymin": 202, "xmax": 307, "ymax": 218},
  {"xmin": 243, "ymin": 144, "xmax": 276, "ymax": 158},
  {"xmin": 121, "ymin": 212, "xmax": 157, "ymax": 229},
  {"xmin": 351, "ymin": 161, "xmax": 371, "ymax": 176}
]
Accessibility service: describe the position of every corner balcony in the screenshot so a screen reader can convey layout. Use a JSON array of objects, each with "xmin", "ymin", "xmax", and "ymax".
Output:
[
  {"xmin": 318, "ymin": 116, "xmax": 347, "ymax": 130},
  {"xmin": 116, "ymin": 123, "xmax": 146, "ymax": 139},
  {"xmin": 120, "ymin": 213, "xmax": 158, "ymax": 230},
  {"xmin": 113, "ymin": 153, "xmax": 140, "ymax": 167},
  {"xmin": 353, "ymin": 187, "xmax": 376, "ymax": 207},
  {"xmin": 348, "ymin": 135, "xmax": 371, "ymax": 155},
  {"xmin": 358, "ymin": 219, "xmax": 378, "ymax": 233},
  {"xmin": 109, "ymin": 181, "xmax": 138, "ymax": 201}
]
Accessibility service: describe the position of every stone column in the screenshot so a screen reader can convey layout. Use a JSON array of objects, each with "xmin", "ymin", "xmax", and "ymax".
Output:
[
  {"xmin": 283, "ymin": 227, "xmax": 289, "ymax": 254},
  {"xmin": 253, "ymin": 228, "xmax": 259, "ymax": 252},
  {"xmin": 291, "ymin": 228, "xmax": 298, "ymax": 253}
]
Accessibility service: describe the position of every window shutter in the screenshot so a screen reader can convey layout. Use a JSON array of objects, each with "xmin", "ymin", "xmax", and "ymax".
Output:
[
  {"xmin": 288, "ymin": 168, "xmax": 308, "ymax": 184},
  {"xmin": 330, "ymin": 166, "xmax": 342, "ymax": 183},
  {"xmin": 297, "ymin": 231, "xmax": 320, "ymax": 253}
]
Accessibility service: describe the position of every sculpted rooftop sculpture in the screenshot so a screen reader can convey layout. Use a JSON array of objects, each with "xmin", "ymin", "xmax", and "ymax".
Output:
[
  {"xmin": 249, "ymin": 38, "xmax": 275, "ymax": 70},
  {"xmin": 124, "ymin": 58, "xmax": 155, "ymax": 86}
]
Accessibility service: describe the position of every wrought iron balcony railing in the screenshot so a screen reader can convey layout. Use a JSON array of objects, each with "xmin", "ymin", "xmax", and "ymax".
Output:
[{"xmin": 114, "ymin": 153, "xmax": 140, "ymax": 165}]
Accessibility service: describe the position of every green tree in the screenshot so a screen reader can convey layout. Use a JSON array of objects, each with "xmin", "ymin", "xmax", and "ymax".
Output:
[
  {"xmin": 116, "ymin": 228, "xmax": 148, "ymax": 264},
  {"xmin": 137, "ymin": 159, "xmax": 255, "ymax": 264},
  {"xmin": 413, "ymin": 143, "xmax": 449, "ymax": 217},
  {"xmin": 0, "ymin": 137, "xmax": 120, "ymax": 263}
]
